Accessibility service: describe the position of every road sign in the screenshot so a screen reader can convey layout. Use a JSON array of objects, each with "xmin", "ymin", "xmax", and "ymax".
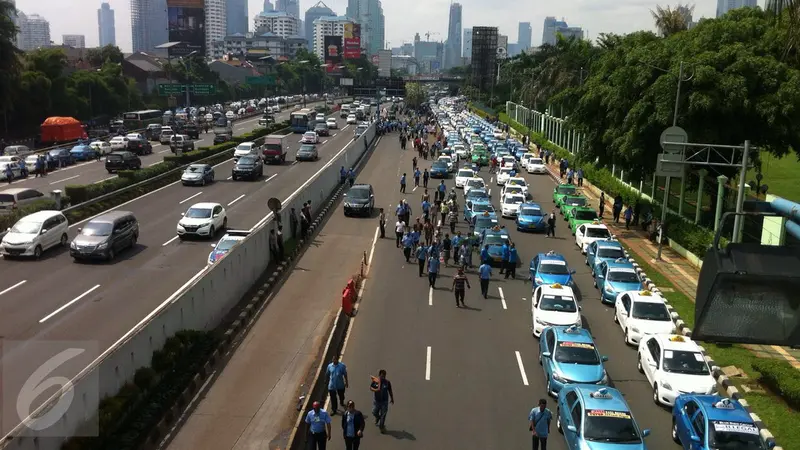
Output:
[
  {"xmin": 158, "ymin": 84, "xmax": 186, "ymax": 96},
  {"xmin": 660, "ymin": 126, "xmax": 688, "ymax": 154},
  {"xmin": 656, "ymin": 153, "xmax": 686, "ymax": 178},
  {"xmin": 246, "ymin": 75, "xmax": 276, "ymax": 86},
  {"xmin": 191, "ymin": 84, "xmax": 216, "ymax": 95}
]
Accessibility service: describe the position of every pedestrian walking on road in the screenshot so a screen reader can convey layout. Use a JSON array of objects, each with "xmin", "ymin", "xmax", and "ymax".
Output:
[
  {"xmin": 613, "ymin": 194, "xmax": 623, "ymax": 223},
  {"xmin": 276, "ymin": 225, "xmax": 285, "ymax": 261},
  {"xmin": 402, "ymin": 232, "xmax": 414, "ymax": 262},
  {"xmin": 427, "ymin": 253, "xmax": 440, "ymax": 288},
  {"xmin": 300, "ymin": 212, "xmax": 310, "ymax": 240},
  {"xmin": 499, "ymin": 240, "xmax": 510, "ymax": 275},
  {"xmin": 416, "ymin": 243, "xmax": 428, "ymax": 276},
  {"xmin": 378, "ymin": 208, "xmax": 386, "ymax": 238},
  {"xmin": 400, "ymin": 173, "xmax": 407, "ymax": 193},
  {"xmin": 599, "ymin": 192, "xmax": 606, "ymax": 218},
  {"xmin": 370, "ymin": 370, "xmax": 394, "ymax": 432},
  {"xmin": 326, "ymin": 355, "xmax": 349, "ymax": 415},
  {"xmin": 423, "ymin": 168, "xmax": 429, "ymax": 188},
  {"xmin": 624, "ymin": 205, "xmax": 633, "ymax": 230},
  {"xmin": 342, "ymin": 400, "xmax": 365, "ymax": 450},
  {"xmin": 413, "ymin": 168, "xmax": 421, "ymax": 187},
  {"xmin": 577, "ymin": 168, "xmax": 584, "ymax": 187},
  {"xmin": 452, "ymin": 268, "xmax": 471, "ymax": 307},
  {"xmin": 479, "ymin": 262, "xmax": 492, "ymax": 298},
  {"xmin": 305, "ymin": 401, "xmax": 332, "ymax": 450},
  {"xmin": 442, "ymin": 233, "xmax": 452, "ymax": 266},
  {"xmin": 529, "ymin": 398, "xmax": 552, "ymax": 450},
  {"xmin": 395, "ymin": 219, "xmax": 405, "ymax": 247},
  {"xmin": 546, "ymin": 211, "xmax": 557, "ymax": 238},
  {"xmin": 505, "ymin": 243, "xmax": 518, "ymax": 279}
]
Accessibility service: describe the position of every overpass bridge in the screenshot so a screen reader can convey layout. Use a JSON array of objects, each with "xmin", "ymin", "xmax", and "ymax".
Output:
[{"xmin": 403, "ymin": 75, "xmax": 465, "ymax": 83}]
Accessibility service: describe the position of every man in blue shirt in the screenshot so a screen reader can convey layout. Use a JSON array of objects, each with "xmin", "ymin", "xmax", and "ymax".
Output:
[
  {"xmin": 326, "ymin": 355, "xmax": 349, "ymax": 414},
  {"xmin": 370, "ymin": 369, "xmax": 394, "ymax": 432},
  {"xmin": 421, "ymin": 199, "xmax": 430, "ymax": 221},
  {"xmin": 428, "ymin": 254, "xmax": 440, "ymax": 288},
  {"xmin": 479, "ymin": 262, "xmax": 492, "ymax": 298},
  {"xmin": 437, "ymin": 180, "xmax": 446, "ymax": 202},
  {"xmin": 480, "ymin": 244, "xmax": 490, "ymax": 265},
  {"xmin": 413, "ymin": 168, "xmax": 421, "ymax": 187},
  {"xmin": 341, "ymin": 400, "xmax": 365, "ymax": 450},
  {"xmin": 529, "ymin": 398, "xmax": 552, "ymax": 450},
  {"xmin": 505, "ymin": 242, "xmax": 518, "ymax": 279},
  {"xmin": 400, "ymin": 173, "xmax": 406, "ymax": 193},
  {"xmin": 305, "ymin": 401, "xmax": 332, "ymax": 449},
  {"xmin": 499, "ymin": 242, "xmax": 510, "ymax": 275},
  {"xmin": 402, "ymin": 232, "xmax": 414, "ymax": 262},
  {"xmin": 416, "ymin": 244, "xmax": 428, "ymax": 277}
]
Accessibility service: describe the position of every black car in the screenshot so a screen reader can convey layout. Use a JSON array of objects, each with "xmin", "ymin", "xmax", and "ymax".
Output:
[
  {"xmin": 231, "ymin": 155, "xmax": 264, "ymax": 180},
  {"xmin": 295, "ymin": 144, "xmax": 319, "ymax": 161},
  {"xmin": 213, "ymin": 133, "xmax": 231, "ymax": 144},
  {"xmin": 105, "ymin": 151, "xmax": 142, "ymax": 172},
  {"xmin": 343, "ymin": 183, "xmax": 374, "ymax": 217},
  {"xmin": 48, "ymin": 148, "xmax": 74, "ymax": 166},
  {"xmin": 183, "ymin": 124, "xmax": 200, "ymax": 139},
  {"xmin": 127, "ymin": 138, "xmax": 153, "ymax": 155},
  {"xmin": 313, "ymin": 123, "xmax": 329, "ymax": 136},
  {"xmin": 70, "ymin": 211, "xmax": 139, "ymax": 261}
]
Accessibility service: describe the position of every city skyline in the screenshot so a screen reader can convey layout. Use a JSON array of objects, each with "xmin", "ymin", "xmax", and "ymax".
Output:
[{"xmin": 13, "ymin": 0, "xmax": 750, "ymax": 54}]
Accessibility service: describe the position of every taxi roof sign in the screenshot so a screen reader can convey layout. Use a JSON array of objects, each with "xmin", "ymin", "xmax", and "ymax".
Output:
[
  {"xmin": 546, "ymin": 250, "xmax": 556, "ymax": 255},
  {"xmin": 615, "ymin": 257, "xmax": 628, "ymax": 263},
  {"xmin": 590, "ymin": 388, "xmax": 613, "ymax": 399},
  {"xmin": 639, "ymin": 290, "xmax": 652, "ymax": 296},
  {"xmin": 551, "ymin": 283, "xmax": 563, "ymax": 289},
  {"xmin": 669, "ymin": 335, "xmax": 686, "ymax": 342},
  {"xmin": 592, "ymin": 219, "xmax": 601, "ymax": 224},
  {"xmin": 565, "ymin": 324, "xmax": 581, "ymax": 333},
  {"xmin": 483, "ymin": 211, "xmax": 490, "ymax": 216},
  {"xmin": 713, "ymin": 398, "xmax": 736, "ymax": 409}
]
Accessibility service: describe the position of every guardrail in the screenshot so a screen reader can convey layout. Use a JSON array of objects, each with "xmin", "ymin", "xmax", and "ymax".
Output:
[{"xmin": 0, "ymin": 119, "xmax": 378, "ymax": 450}]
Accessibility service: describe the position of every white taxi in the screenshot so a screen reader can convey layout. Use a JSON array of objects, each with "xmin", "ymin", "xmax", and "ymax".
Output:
[
  {"xmin": 614, "ymin": 290, "xmax": 676, "ymax": 345},
  {"xmin": 438, "ymin": 155, "xmax": 455, "ymax": 172},
  {"xmin": 463, "ymin": 177, "xmax": 486, "ymax": 197},
  {"xmin": 109, "ymin": 136, "xmax": 129, "ymax": 150},
  {"xmin": 637, "ymin": 334, "xmax": 717, "ymax": 406},
  {"xmin": 177, "ymin": 202, "xmax": 228, "ymax": 239},
  {"xmin": 89, "ymin": 140, "xmax": 112, "ymax": 155},
  {"xmin": 326, "ymin": 117, "xmax": 338, "ymax": 129},
  {"xmin": 501, "ymin": 193, "xmax": 525, "ymax": 218},
  {"xmin": 505, "ymin": 177, "xmax": 529, "ymax": 195},
  {"xmin": 520, "ymin": 152, "xmax": 536, "ymax": 166},
  {"xmin": 492, "ymin": 129, "xmax": 505, "ymax": 140},
  {"xmin": 496, "ymin": 167, "xmax": 515, "ymax": 185},
  {"xmin": 501, "ymin": 184, "xmax": 526, "ymax": 199},
  {"xmin": 526, "ymin": 157, "xmax": 547, "ymax": 174},
  {"xmin": 531, "ymin": 283, "xmax": 582, "ymax": 337},
  {"xmin": 501, "ymin": 155, "xmax": 517, "ymax": 169},
  {"xmin": 452, "ymin": 144, "xmax": 468, "ymax": 159},
  {"xmin": 575, "ymin": 221, "xmax": 614, "ymax": 253},
  {"xmin": 455, "ymin": 168, "xmax": 475, "ymax": 188}
]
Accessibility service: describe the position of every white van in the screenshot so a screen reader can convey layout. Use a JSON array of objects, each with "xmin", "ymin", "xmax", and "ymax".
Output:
[
  {"xmin": 1, "ymin": 210, "xmax": 69, "ymax": 258},
  {"xmin": 0, "ymin": 188, "xmax": 45, "ymax": 215}
]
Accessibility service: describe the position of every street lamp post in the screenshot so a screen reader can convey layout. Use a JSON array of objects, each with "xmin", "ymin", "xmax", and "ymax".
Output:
[{"xmin": 179, "ymin": 51, "xmax": 198, "ymax": 108}]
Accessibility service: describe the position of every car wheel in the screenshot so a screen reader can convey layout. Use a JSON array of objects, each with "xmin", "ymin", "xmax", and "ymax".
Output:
[
  {"xmin": 672, "ymin": 418, "xmax": 680, "ymax": 442},
  {"xmin": 653, "ymin": 383, "xmax": 660, "ymax": 405},
  {"xmin": 546, "ymin": 378, "xmax": 552, "ymax": 395},
  {"xmin": 625, "ymin": 328, "xmax": 632, "ymax": 346},
  {"xmin": 107, "ymin": 248, "xmax": 115, "ymax": 261},
  {"xmin": 613, "ymin": 311, "xmax": 619, "ymax": 324},
  {"xmin": 637, "ymin": 354, "xmax": 644, "ymax": 373},
  {"xmin": 130, "ymin": 233, "xmax": 138, "ymax": 248},
  {"xmin": 33, "ymin": 245, "xmax": 43, "ymax": 259},
  {"xmin": 222, "ymin": 218, "xmax": 228, "ymax": 230},
  {"xmin": 593, "ymin": 278, "xmax": 597, "ymax": 288},
  {"xmin": 60, "ymin": 234, "xmax": 68, "ymax": 247},
  {"xmin": 209, "ymin": 226, "xmax": 216, "ymax": 238},
  {"xmin": 585, "ymin": 256, "xmax": 589, "ymax": 266}
]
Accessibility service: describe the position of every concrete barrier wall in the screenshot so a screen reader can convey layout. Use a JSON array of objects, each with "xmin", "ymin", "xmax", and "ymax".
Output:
[{"xmin": 1, "ymin": 121, "xmax": 378, "ymax": 450}]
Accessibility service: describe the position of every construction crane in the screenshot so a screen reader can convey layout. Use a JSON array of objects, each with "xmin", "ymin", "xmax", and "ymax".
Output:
[{"xmin": 425, "ymin": 31, "xmax": 440, "ymax": 41}]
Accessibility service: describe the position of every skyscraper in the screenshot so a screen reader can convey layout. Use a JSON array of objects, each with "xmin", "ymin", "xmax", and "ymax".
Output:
[
  {"xmin": 206, "ymin": 0, "xmax": 226, "ymax": 56},
  {"xmin": 276, "ymin": 0, "xmax": 300, "ymax": 18},
  {"xmin": 98, "ymin": 2, "xmax": 116, "ymax": 47},
  {"xmin": 716, "ymin": 0, "xmax": 757, "ymax": 17},
  {"xmin": 470, "ymin": 26, "xmax": 497, "ymax": 92},
  {"xmin": 542, "ymin": 16, "xmax": 583, "ymax": 45},
  {"xmin": 345, "ymin": 0, "xmax": 384, "ymax": 55},
  {"xmin": 304, "ymin": 1, "xmax": 335, "ymax": 51},
  {"xmin": 312, "ymin": 15, "xmax": 352, "ymax": 59},
  {"xmin": 226, "ymin": 0, "xmax": 248, "ymax": 34},
  {"xmin": 263, "ymin": 0, "xmax": 274, "ymax": 12},
  {"xmin": 517, "ymin": 22, "xmax": 531, "ymax": 51},
  {"xmin": 17, "ymin": 12, "xmax": 51, "ymax": 50},
  {"xmin": 462, "ymin": 27, "xmax": 472, "ymax": 62},
  {"xmin": 131, "ymin": 0, "xmax": 168, "ymax": 53},
  {"xmin": 445, "ymin": 2, "xmax": 462, "ymax": 69},
  {"xmin": 63, "ymin": 34, "xmax": 86, "ymax": 48}
]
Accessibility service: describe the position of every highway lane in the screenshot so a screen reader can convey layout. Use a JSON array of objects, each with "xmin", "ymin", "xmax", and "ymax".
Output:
[
  {"xmin": 4, "ymin": 100, "xmax": 337, "ymax": 192},
  {"xmin": 0, "ymin": 110, "xmax": 364, "ymax": 394},
  {"xmin": 326, "ymin": 145, "xmax": 676, "ymax": 449}
]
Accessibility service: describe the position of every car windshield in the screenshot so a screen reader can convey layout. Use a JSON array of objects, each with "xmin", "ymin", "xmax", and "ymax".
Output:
[
  {"xmin": 529, "ymin": 158, "xmax": 543, "ymax": 165},
  {"xmin": 315, "ymin": 125, "xmax": 326, "ymax": 130},
  {"xmin": 564, "ymin": 197, "xmax": 587, "ymax": 206},
  {"xmin": 474, "ymin": 218, "xmax": 496, "ymax": 229},
  {"xmin": 505, "ymin": 187, "xmax": 523, "ymax": 196},
  {"xmin": 709, "ymin": 421, "xmax": 764, "ymax": 449},
  {"xmin": 106, "ymin": 154, "xmax": 123, "ymax": 161},
  {"xmin": 468, "ymin": 190, "xmax": 488, "ymax": 200},
  {"xmin": 575, "ymin": 210, "xmax": 599, "ymax": 221},
  {"xmin": 555, "ymin": 342, "xmax": 600, "ymax": 364},
  {"xmin": 432, "ymin": 162, "xmax": 448, "ymax": 169},
  {"xmin": 540, "ymin": 262, "xmax": 569, "ymax": 274},
  {"xmin": 520, "ymin": 207, "xmax": 543, "ymax": 216},
  {"xmin": 80, "ymin": 222, "xmax": 113, "ymax": 236},
  {"xmin": 347, "ymin": 188, "xmax": 370, "ymax": 199},
  {"xmin": 631, "ymin": 302, "xmax": 672, "ymax": 321},
  {"xmin": 186, "ymin": 165, "xmax": 205, "ymax": 173},
  {"xmin": 539, "ymin": 295, "xmax": 577, "ymax": 312},
  {"xmin": 505, "ymin": 196, "xmax": 524, "ymax": 205},
  {"xmin": 304, "ymin": 132, "xmax": 315, "ymax": 137},
  {"xmin": 584, "ymin": 410, "xmax": 642, "ymax": 443},
  {"xmin": 586, "ymin": 228, "xmax": 611, "ymax": 238},
  {"xmin": 557, "ymin": 186, "xmax": 576, "ymax": 195},
  {"xmin": 300, "ymin": 145, "xmax": 316, "ymax": 152},
  {"xmin": 9, "ymin": 221, "xmax": 41, "ymax": 234},
  {"xmin": 458, "ymin": 170, "xmax": 474, "ymax": 177},
  {"xmin": 185, "ymin": 208, "xmax": 212, "ymax": 219},
  {"xmin": 473, "ymin": 203, "xmax": 493, "ymax": 213},
  {"xmin": 483, "ymin": 235, "xmax": 507, "ymax": 246},
  {"xmin": 662, "ymin": 350, "xmax": 710, "ymax": 375},
  {"xmin": 238, "ymin": 156, "xmax": 256, "ymax": 165},
  {"xmin": 597, "ymin": 248, "xmax": 625, "ymax": 259},
  {"xmin": 500, "ymin": 169, "xmax": 513, "ymax": 174},
  {"xmin": 607, "ymin": 270, "xmax": 639, "ymax": 283},
  {"xmin": 216, "ymin": 238, "xmax": 240, "ymax": 251},
  {"xmin": 236, "ymin": 144, "xmax": 253, "ymax": 151}
]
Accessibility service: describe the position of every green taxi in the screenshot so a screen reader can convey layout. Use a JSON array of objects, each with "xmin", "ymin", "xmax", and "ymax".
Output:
[
  {"xmin": 552, "ymin": 184, "xmax": 578, "ymax": 207},
  {"xmin": 559, "ymin": 195, "xmax": 589, "ymax": 219},
  {"xmin": 567, "ymin": 207, "xmax": 600, "ymax": 234},
  {"xmin": 471, "ymin": 145, "xmax": 489, "ymax": 165}
]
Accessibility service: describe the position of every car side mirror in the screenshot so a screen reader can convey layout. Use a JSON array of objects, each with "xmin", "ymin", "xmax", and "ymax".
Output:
[
  {"xmin": 541, "ymin": 351, "xmax": 551, "ymax": 358},
  {"xmin": 566, "ymin": 424, "xmax": 577, "ymax": 433},
  {"xmin": 180, "ymin": 212, "xmax": 185, "ymax": 216},
  {"xmin": 578, "ymin": 306, "xmax": 583, "ymax": 311},
  {"xmin": 601, "ymin": 355, "xmax": 609, "ymax": 362},
  {"xmin": 570, "ymin": 269, "xmax": 576, "ymax": 274},
  {"xmin": 213, "ymin": 214, "xmax": 219, "ymax": 218},
  {"xmin": 40, "ymin": 229, "xmax": 48, "ymax": 234},
  {"xmin": 210, "ymin": 244, "xmax": 216, "ymax": 247},
  {"xmin": 611, "ymin": 234, "xmax": 617, "ymax": 239},
  {"xmin": 597, "ymin": 274, "xmax": 604, "ymax": 279},
  {"xmin": 642, "ymin": 429, "xmax": 651, "ymax": 438}
]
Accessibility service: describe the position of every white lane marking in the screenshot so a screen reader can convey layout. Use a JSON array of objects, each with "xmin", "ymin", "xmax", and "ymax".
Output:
[
  {"xmin": 228, "ymin": 194, "xmax": 245, "ymax": 206},
  {"xmin": 342, "ymin": 124, "xmax": 350, "ymax": 131},
  {"xmin": 425, "ymin": 346, "xmax": 432, "ymax": 381},
  {"xmin": 264, "ymin": 173, "xmax": 277, "ymax": 183},
  {"xmin": 428, "ymin": 287, "xmax": 433, "ymax": 306},
  {"xmin": 226, "ymin": 176, "xmax": 232, "ymax": 180},
  {"xmin": 179, "ymin": 191, "xmax": 203, "ymax": 204},
  {"xmin": 148, "ymin": 161, "xmax": 163, "ymax": 167},
  {"xmin": 488, "ymin": 189, "xmax": 491, "ymax": 197},
  {"xmin": 94, "ymin": 175, "xmax": 116, "ymax": 184},
  {"xmin": 412, "ymin": 186, "xmax": 418, "ymax": 192},
  {"xmin": 158, "ymin": 149, "xmax": 170, "ymax": 154},
  {"xmin": 0, "ymin": 280, "xmax": 27, "ymax": 296},
  {"xmin": 515, "ymin": 351, "xmax": 529, "ymax": 386},
  {"xmin": 49, "ymin": 174, "xmax": 80, "ymax": 185},
  {"xmin": 490, "ymin": 177, "xmax": 494, "ymax": 183},
  {"xmin": 40, "ymin": 284, "xmax": 101, "ymax": 323},
  {"xmin": 162, "ymin": 235, "xmax": 180, "ymax": 247},
  {"xmin": 498, "ymin": 287, "xmax": 507, "ymax": 310},
  {"xmin": 368, "ymin": 226, "xmax": 379, "ymax": 266}
]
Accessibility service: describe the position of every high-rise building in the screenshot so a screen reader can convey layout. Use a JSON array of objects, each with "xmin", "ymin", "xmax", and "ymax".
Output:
[
  {"xmin": 305, "ymin": 1, "xmax": 335, "ymax": 51},
  {"xmin": 254, "ymin": 10, "xmax": 300, "ymax": 38},
  {"xmin": 17, "ymin": 12, "xmax": 51, "ymax": 50},
  {"xmin": 98, "ymin": 2, "xmax": 116, "ymax": 47},
  {"xmin": 414, "ymin": 40, "xmax": 443, "ymax": 73},
  {"xmin": 542, "ymin": 16, "xmax": 583, "ymax": 45},
  {"xmin": 345, "ymin": 0, "xmax": 384, "ymax": 55},
  {"xmin": 276, "ymin": 0, "xmax": 300, "ymax": 18},
  {"xmin": 462, "ymin": 27, "xmax": 472, "ymax": 61},
  {"xmin": 517, "ymin": 22, "xmax": 531, "ymax": 51},
  {"xmin": 63, "ymin": 34, "xmax": 86, "ymax": 48},
  {"xmin": 470, "ymin": 26, "xmax": 497, "ymax": 92},
  {"xmin": 444, "ymin": 2, "xmax": 462, "ymax": 69},
  {"xmin": 226, "ymin": 0, "xmax": 248, "ymax": 34},
  {"xmin": 206, "ymin": 0, "xmax": 227, "ymax": 56},
  {"xmin": 401, "ymin": 43, "xmax": 413, "ymax": 56},
  {"xmin": 312, "ymin": 16, "xmax": 352, "ymax": 59},
  {"xmin": 716, "ymin": 0, "xmax": 756, "ymax": 17},
  {"xmin": 263, "ymin": 0, "xmax": 274, "ymax": 12},
  {"xmin": 498, "ymin": 34, "xmax": 508, "ymax": 58},
  {"xmin": 131, "ymin": 0, "xmax": 168, "ymax": 53}
]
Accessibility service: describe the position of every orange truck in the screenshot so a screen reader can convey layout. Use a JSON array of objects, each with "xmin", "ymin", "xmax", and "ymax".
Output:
[{"xmin": 40, "ymin": 117, "xmax": 87, "ymax": 145}]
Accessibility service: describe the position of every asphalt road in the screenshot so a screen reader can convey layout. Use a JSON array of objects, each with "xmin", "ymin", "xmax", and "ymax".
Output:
[
  {"xmin": 325, "ymin": 143, "xmax": 677, "ymax": 450},
  {"xmin": 2, "ymin": 100, "xmax": 335, "ymax": 193},
  {"xmin": 0, "ymin": 107, "xmax": 366, "ymax": 405}
]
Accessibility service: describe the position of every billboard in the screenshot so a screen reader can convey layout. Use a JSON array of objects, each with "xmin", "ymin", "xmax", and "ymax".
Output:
[
  {"xmin": 344, "ymin": 37, "xmax": 361, "ymax": 59},
  {"xmin": 324, "ymin": 36, "xmax": 342, "ymax": 72},
  {"xmin": 167, "ymin": 0, "xmax": 205, "ymax": 57},
  {"xmin": 344, "ymin": 23, "xmax": 361, "ymax": 39}
]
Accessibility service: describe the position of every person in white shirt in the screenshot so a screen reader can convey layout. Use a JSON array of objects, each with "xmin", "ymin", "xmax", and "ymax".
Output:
[{"xmin": 395, "ymin": 220, "xmax": 406, "ymax": 248}]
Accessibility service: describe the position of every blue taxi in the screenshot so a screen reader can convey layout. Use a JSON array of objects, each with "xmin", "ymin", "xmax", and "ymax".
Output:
[
  {"xmin": 672, "ymin": 395, "xmax": 773, "ymax": 450},
  {"xmin": 430, "ymin": 160, "xmax": 450, "ymax": 178},
  {"xmin": 481, "ymin": 227, "xmax": 510, "ymax": 265},
  {"xmin": 207, "ymin": 230, "xmax": 249, "ymax": 264},
  {"xmin": 473, "ymin": 212, "xmax": 498, "ymax": 238},
  {"xmin": 530, "ymin": 251, "xmax": 576, "ymax": 287},
  {"xmin": 586, "ymin": 239, "xmax": 627, "ymax": 271},
  {"xmin": 594, "ymin": 259, "xmax": 643, "ymax": 304},
  {"xmin": 69, "ymin": 144, "xmax": 98, "ymax": 161},
  {"xmin": 556, "ymin": 386, "xmax": 651, "ymax": 450},
  {"xmin": 516, "ymin": 202, "xmax": 547, "ymax": 232},
  {"xmin": 465, "ymin": 199, "xmax": 496, "ymax": 223},
  {"xmin": 540, "ymin": 325, "xmax": 609, "ymax": 395}
]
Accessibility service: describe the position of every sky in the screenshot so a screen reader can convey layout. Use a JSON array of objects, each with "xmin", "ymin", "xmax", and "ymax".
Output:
[{"xmin": 14, "ymin": 0, "xmax": 742, "ymax": 53}]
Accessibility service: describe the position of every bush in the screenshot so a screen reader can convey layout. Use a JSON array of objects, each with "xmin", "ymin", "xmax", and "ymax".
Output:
[
  {"xmin": 0, "ymin": 197, "xmax": 62, "ymax": 233},
  {"xmin": 753, "ymin": 359, "xmax": 800, "ymax": 411}
]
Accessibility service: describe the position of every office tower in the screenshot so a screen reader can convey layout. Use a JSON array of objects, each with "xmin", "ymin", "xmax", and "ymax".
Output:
[
  {"xmin": 470, "ymin": 26, "xmax": 497, "ymax": 91},
  {"xmin": 63, "ymin": 34, "xmax": 86, "ymax": 48},
  {"xmin": 498, "ymin": 34, "xmax": 507, "ymax": 58},
  {"xmin": 131, "ymin": 0, "xmax": 168, "ymax": 53},
  {"xmin": 517, "ymin": 21, "xmax": 531, "ymax": 50},
  {"xmin": 204, "ymin": 0, "xmax": 226, "ymax": 57},
  {"xmin": 401, "ymin": 42, "xmax": 413, "ymax": 55},
  {"xmin": 445, "ymin": 2, "xmax": 462, "ymax": 69},
  {"xmin": 542, "ymin": 16, "xmax": 583, "ymax": 45},
  {"xmin": 226, "ymin": 0, "xmax": 247, "ymax": 34},
  {"xmin": 305, "ymin": 1, "xmax": 335, "ymax": 50},
  {"xmin": 254, "ymin": 10, "xmax": 300, "ymax": 37},
  {"xmin": 462, "ymin": 27, "xmax": 471, "ymax": 58},
  {"xmin": 312, "ymin": 16, "xmax": 351, "ymax": 59},
  {"xmin": 276, "ymin": 0, "xmax": 300, "ymax": 18},
  {"xmin": 98, "ymin": 2, "xmax": 116, "ymax": 46},
  {"xmin": 17, "ymin": 12, "xmax": 51, "ymax": 50},
  {"xmin": 716, "ymin": 0, "xmax": 757, "ymax": 17},
  {"xmin": 345, "ymin": 0, "xmax": 384, "ymax": 55},
  {"xmin": 263, "ymin": 0, "xmax": 274, "ymax": 12}
]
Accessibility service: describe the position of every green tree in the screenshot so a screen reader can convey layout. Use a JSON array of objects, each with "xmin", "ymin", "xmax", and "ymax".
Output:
[
  {"xmin": 404, "ymin": 82, "xmax": 425, "ymax": 107},
  {"xmin": 0, "ymin": 0, "xmax": 22, "ymax": 115},
  {"xmin": 651, "ymin": 4, "xmax": 693, "ymax": 37},
  {"xmin": 86, "ymin": 45, "xmax": 125, "ymax": 67}
]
